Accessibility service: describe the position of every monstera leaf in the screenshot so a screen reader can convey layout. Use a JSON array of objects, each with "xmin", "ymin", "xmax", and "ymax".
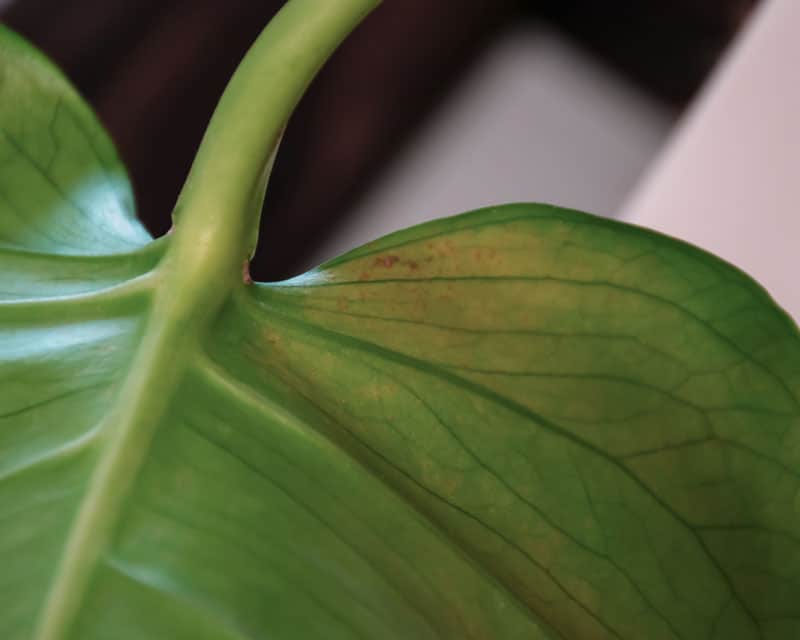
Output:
[{"xmin": 2, "ymin": 1, "xmax": 799, "ymax": 639}]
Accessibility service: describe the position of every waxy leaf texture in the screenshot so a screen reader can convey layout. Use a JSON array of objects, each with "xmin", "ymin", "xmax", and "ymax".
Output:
[{"xmin": 1, "ymin": 8, "xmax": 799, "ymax": 640}]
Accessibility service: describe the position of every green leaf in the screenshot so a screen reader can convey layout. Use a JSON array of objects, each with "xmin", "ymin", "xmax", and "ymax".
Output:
[
  {"xmin": 2, "ymin": 1, "xmax": 800, "ymax": 639},
  {"xmin": 0, "ymin": 27, "xmax": 150, "ymax": 256}
]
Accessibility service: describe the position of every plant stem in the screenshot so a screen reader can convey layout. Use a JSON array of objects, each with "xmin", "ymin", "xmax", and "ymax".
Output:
[
  {"xmin": 171, "ymin": 0, "xmax": 381, "ymax": 279},
  {"xmin": 33, "ymin": 3, "xmax": 380, "ymax": 639}
]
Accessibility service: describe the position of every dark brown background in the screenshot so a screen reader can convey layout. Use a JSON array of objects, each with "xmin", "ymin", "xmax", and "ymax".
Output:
[{"xmin": 2, "ymin": 0, "xmax": 755, "ymax": 279}]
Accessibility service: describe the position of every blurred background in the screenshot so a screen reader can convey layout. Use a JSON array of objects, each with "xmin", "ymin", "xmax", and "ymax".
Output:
[{"xmin": 1, "ymin": 0, "xmax": 757, "ymax": 280}]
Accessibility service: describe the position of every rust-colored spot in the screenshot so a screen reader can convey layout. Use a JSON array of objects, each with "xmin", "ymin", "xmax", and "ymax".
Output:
[
  {"xmin": 242, "ymin": 260, "xmax": 253, "ymax": 285},
  {"xmin": 374, "ymin": 255, "xmax": 400, "ymax": 268},
  {"xmin": 408, "ymin": 260, "xmax": 419, "ymax": 270},
  {"xmin": 359, "ymin": 271, "xmax": 370, "ymax": 280}
]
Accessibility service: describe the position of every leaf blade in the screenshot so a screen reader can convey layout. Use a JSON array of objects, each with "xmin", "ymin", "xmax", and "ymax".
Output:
[
  {"xmin": 229, "ymin": 203, "xmax": 800, "ymax": 639},
  {"xmin": 2, "ymin": 6, "xmax": 800, "ymax": 637},
  {"xmin": 0, "ymin": 26, "xmax": 150, "ymax": 255}
]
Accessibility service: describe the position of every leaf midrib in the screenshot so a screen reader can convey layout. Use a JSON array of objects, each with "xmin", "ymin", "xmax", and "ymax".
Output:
[{"xmin": 32, "ymin": 244, "xmax": 247, "ymax": 639}]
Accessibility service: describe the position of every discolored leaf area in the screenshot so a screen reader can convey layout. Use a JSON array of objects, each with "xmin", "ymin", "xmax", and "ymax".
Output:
[{"xmin": 1, "ymin": 3, "xmax": 800, "ymax": 640}]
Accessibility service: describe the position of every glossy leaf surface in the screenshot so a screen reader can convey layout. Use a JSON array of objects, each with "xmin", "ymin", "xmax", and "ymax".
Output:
[{"xmin": 2, "ymin": 6, "xmax": 800, "ymax": 640}]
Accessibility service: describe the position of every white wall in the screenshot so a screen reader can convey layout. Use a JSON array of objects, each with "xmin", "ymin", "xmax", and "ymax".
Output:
[
  {"xmin": 313, "ymin": 1, "xmax": 798, "ymax": 325},
  {"xmin": 622, "ymin": 0, "xmax": 800, "ymax": 321},
  {"xmin": 310, "ymin": 24, "xmax": 673, "ymax": 265}
]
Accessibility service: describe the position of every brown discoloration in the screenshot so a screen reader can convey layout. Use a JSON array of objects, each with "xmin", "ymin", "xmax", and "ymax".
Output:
[
  {"xmin": 374, "ymin": 255, "xmax": 400, "ymax": 268},
  {"xmin": 429, "ymin": 240, "xmax": 456, "ymax": 258},
  {"xmin": 408, "ymin": 260, "xmax": 419, "ymax": 270},
  {"xmin": 242, "ymin": 260, "xmax": 253, "ymax": 285}
]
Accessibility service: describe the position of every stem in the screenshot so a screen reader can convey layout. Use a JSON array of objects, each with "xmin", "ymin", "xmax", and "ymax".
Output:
[
  {"xmin": 33, "ymin": 4, "xmax": 380, "ymax": 638},
  {"xmin": 172, "ymin": 0, "xmax": 380, "ymax": 271}
]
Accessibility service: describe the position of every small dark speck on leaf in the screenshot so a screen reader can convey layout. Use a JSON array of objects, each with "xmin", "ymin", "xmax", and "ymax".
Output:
[{"xmin": 374, "ymin": 255, "xmax": 400, "ymax": 268}]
